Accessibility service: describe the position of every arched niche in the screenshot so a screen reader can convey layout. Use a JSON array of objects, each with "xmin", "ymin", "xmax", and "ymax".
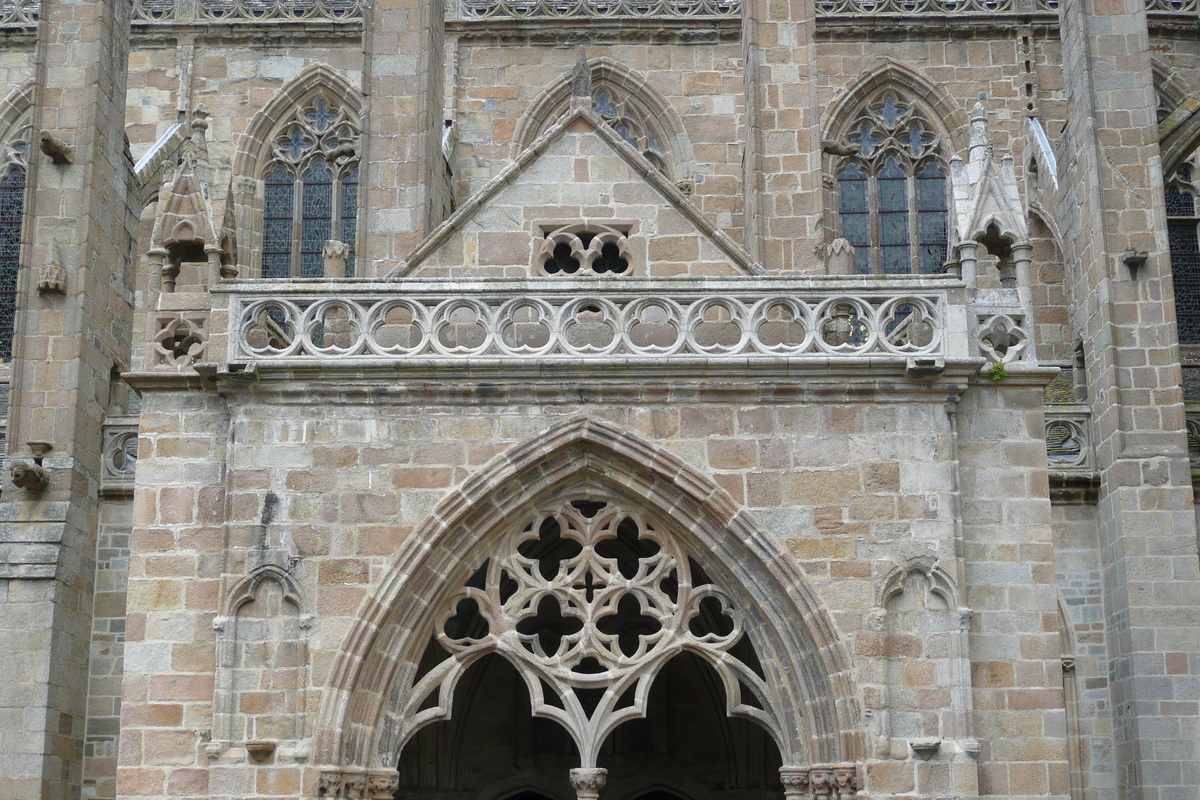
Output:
[{"xmin": 314, "ymin": 417, "xmax": 861, "ymax": 783}]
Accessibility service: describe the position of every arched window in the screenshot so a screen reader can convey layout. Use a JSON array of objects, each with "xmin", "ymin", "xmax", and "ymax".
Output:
[
  {"xmin": 0, "ymin": 128, "xmax": 27, "ymax": 360},
  {"xmin": 590, "ymin": 86, "xmax": 670, "ymax": 175},
  {"xmin": 261, "ymin": 95, "xmax": 359, "ymax": 278},
  {"xmin": 831, "ymin": 92, "xmax": 949, "ymax": 275},
  {"xmin": 1165, "ymin": 165, "xmax": 1200, "ymax": 343}
]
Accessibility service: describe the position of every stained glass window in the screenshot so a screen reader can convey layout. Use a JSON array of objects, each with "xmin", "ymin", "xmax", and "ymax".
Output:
[
  {"xmin": 588, "ymin": 86, "xmax": 670, "ymax": 177},
  {"xmin": 1166, "ymin": 173, "xmax": 1200, "ymax": 343},
  {"xmin": 0, "ymin": 167, "xmax": 23, "ymax": 360},
  {"xmin": 260, "ymin": 94, "xmax": 359, "ymax": 278},
  {"xmin": 832, "ymin": 93, "xmax": 949, "ymax": 275}
]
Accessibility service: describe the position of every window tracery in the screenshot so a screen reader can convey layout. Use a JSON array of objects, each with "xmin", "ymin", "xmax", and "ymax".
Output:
[
  {"xmin": 0, "ymin": 124, "xmax": 28, "ymax": 360},
  {"xmin": 378, "ymin": 497, "xmax": 782, "ymax": 771},
  {"xmin": 539, "ymin": 224, "xmax": 630, "ymax": 276},
  {"xmin": 261, "ymin": 95, "xmax": 359, "ymax": 278},
  {"xmin": 590, "ymin": 87, "xmax": 669, "ymax": 176},
  {"xmin": 831, "ymin": 92, "xmax": 949, "ymax": 275}
]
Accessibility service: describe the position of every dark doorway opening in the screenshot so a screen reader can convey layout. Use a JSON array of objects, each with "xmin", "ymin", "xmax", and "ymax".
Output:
[{"xmin": 394, "ymin": 651, "xmax": 782, "ymax": 800}]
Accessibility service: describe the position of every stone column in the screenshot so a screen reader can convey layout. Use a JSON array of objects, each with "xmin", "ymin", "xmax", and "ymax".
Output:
[
  {"xmin": 0, "ymin": 0, "xmax": 135, "ymax": 797},
  {"xmin": 1055, "ymin": 0, "xmax": 1200, "ymax": 797},
  {"xmin": 741, "ymin": 0, "xmax": 821, "ymax": 272},
  {"xmin": 360, "ymin": 0, "xmax": 447, "ymax": 275}
]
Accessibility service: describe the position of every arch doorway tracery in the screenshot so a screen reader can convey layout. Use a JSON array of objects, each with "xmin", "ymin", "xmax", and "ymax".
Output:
[
  {"xmin": 315, "ymin": 418, "xmax": 864, "ymax": 800},
  {"xmin": 387, "ymin": 496, "xmax": 784, "ymax": 800}
]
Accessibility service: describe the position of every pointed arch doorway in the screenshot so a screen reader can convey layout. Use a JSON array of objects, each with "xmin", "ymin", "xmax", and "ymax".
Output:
[
  {"xmin": 388, "ymin": 496, "xmax": 784, "ymax": 800},
  {"xmin": 315, "ymin": 419, "xmax": 864, "ymax": 800}
]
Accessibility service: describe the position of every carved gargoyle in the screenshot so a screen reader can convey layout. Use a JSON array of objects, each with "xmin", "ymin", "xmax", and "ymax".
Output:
[
  {"xmin": 37, "ymin": 264, "xmax": 66, "ymax": 295},
  {"xmin": 39, "ymin": 132, "xmax": 74, "ymax": 165},
  {"xmin": 821, "ymin": 139, "xmax": 860, "ymax": 157},
  {"xmin": 11, "ymin": 460, "xmax": 49, "ymax": 491}
]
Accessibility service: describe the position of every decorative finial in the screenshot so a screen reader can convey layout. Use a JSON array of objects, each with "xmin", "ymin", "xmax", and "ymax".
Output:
[{"xmin": 570, "ymin": 47, "xmax": 591, "ymax": 107}]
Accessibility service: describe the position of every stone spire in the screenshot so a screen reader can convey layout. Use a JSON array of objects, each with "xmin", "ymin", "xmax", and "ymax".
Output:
[{"xmin": 570, "ymin": 47, "xmax": 591, "ymax": 110}]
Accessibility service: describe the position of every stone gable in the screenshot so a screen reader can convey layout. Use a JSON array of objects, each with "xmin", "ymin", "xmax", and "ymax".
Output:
[{"xmin": 399, "ymin": 108, "xmax": 759, "ymax": 279}]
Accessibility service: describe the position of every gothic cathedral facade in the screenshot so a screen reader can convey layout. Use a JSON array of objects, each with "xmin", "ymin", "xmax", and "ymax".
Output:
[{"xmin": 0, "ymin": 1, "xmax": 1198, "ymax": 800}]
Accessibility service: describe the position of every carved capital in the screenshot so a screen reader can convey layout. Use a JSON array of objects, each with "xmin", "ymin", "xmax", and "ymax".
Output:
[
  {"xmin": 779, "ymin": 764, "xmax": 863, "ymax": 800},
  {"xmin": 569, "ymin": 767, "xmax": 607, "ymax": 800},
  {"xmin": 779, "ymin": 766, "xmax": 811, "ymax": 799},
  {"xmin": 364, "ymin": 770, "xmax": 399, "ymax": 799}
]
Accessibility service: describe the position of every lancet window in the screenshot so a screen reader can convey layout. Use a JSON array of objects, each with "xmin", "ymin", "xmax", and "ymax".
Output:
[
  {"xmin": 831, "ymin": 92, "xmax": 949, "ymax": 275},
  {"xmin": 261, "ymin": 95, "xmax": 359, "ymax": 278},
  {"xmin": 1165, "ymin": 165, "xmax": 1200, "ymax": 343},
  {"xmin": 0, "ymin": 126, "xmax": 27, "ymax": 360}
]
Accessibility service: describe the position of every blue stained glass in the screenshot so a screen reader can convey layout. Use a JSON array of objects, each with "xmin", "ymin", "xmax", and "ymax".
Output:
[
  {"xmin": 837, "ymin": 162, "xmax": 868, "ymax": 213},
  {"xmin": 262, "ymin": 166, "xmax": 294, "ymax": 279},
  {"xmin": 874, "ymin": 93, "xmax": 907, "ymax": 127},
  {"xmin": 880, "ymin": 211, "xmax": 907, "ymax": 245},
  {"xmin": 916, "ymin": 161, "xmax": 946, "ymax": 210},
  {"xmin": 878, "ymin": 158, "xmax": 907, "ymax": 213},
  {"xmin": 905, "ymin": 123, "xmax": 932, "ymax": 155},
  {"xmin": 853, "ymin": 122, "xmax": 883, "ymax": 157},
  {"xmin": 617, "ymin": 122, "xmax": 637, "ymax": 148},
  {"xmin": 1170, "ymin": 220, "xmax": 1200, "ymax": 343},
  {"xmin": 882, "ymin": 245, "xmax": 909, "ymax": 275},
  {"xmin": 593, "ymin": 89, "xmax": 618, "ymax": 118},
  {"xmin": 279, "ymin": 126, "xmax": 314, "ymax": 160},
  {"xmin": 303, "ymin": 98, "xmax": 338, "ymax": 132},
  {"xmin": 0, "ymin": 167, "xmax": 22, "ymax": 359},
  {"xmin": 300, "ymin": 163, "xmax": 332, "ymax": 278}
]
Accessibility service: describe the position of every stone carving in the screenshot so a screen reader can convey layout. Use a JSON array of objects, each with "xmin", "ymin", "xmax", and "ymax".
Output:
[
  {"xmin": 1045, "ymin": 415, "xmax": 1090, "ymax": 469},
  {"xmin": 322, "ymin": 240, "xmax": 350, "ymax": 278},
  {"xmin": 0, "ymin": 0, "xmax": 39, "ymax": 25},
  {"xmin": 234, "ymin": 289, "xmax": 947, "ymax": 362},
  {"xmin": 319, "ymin": 769, "xmax": 397, "ymax": 799},
  {"xmin": 38, "ymin": 131, "xmax": 72, "ymax": 165},
  {"xmin": 148, "ymin": 109, "xmax": 224, "ymax": 292},
  {"xmin": 152, "ymin": 315, "xmax": 207, "ymax": 368},
  {"xmin": 377, "ymin": 498, "xmax": 784, "ymax": 769},
  {"xmin": 11, "ymin": 459, "xmax": 48, "ymax": 491},
  {"xmin": 570, "ymin": 48, "xmax": 592, "ymax": 103},
  {"xmin": 977, "ymin": 313, "xmax": 1027, "ymax": 363},
  {"xmin": 456, "ymin": 0, "xmax": 740, "ymax": 19},
  {"xmin": 196, "ymin": 0, "xmax": 363, "ymax": 21},
  {"xmin": 826, "ymin": 238, "xmax": 855, "ymax": 276},
  {"xmin": 36, "ymin": 263, "xmax": 66, "ymax": 294},
  {"xmin": 777, "ymin": 765, "xmax": 863, "ymax": 800},
  {"xmin": 100, "ymin": 424, "xmax": 138, "ymax": 494},
  {"xmin": 539, "ymin": 225, "xmax": 630, "ymax": 276},
  {"xmin": 569, "ymin": 767, "xmax": 607, "ymax": 800},
  {"xmin": 817, "ymin": 0, "xmax": 1057, "ymax": 12}
]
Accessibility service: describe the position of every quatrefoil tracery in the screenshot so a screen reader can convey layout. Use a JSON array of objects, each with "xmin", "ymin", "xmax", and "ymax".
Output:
[{"xmin": 381, "ymin": 498, "xmax": 782, "ymax": 768}]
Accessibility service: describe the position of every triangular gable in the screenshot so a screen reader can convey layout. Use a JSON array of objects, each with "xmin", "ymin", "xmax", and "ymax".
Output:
[{"xmin": 390, "ymin": 107, "xmax": 763, "ymax": 278}]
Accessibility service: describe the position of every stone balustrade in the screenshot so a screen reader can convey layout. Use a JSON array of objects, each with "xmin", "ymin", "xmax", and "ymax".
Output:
[
  {"xmin": 0, "ymin": 0, "xmax": 38, "ymax": 26},
  {"xmin": 452, "ymin": 0, "xmax": 739, "ymax": 20},
  {"xmin": 132, "ymin": 0, "xmax": 362, "ymax": 23},
  {"xmin": 219, "ymin": 281, "xmax": 958, "ymax": 370},
  {"xmin": 815, "ymin": 0, "xmax": 1057, "ymax": 12}
]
